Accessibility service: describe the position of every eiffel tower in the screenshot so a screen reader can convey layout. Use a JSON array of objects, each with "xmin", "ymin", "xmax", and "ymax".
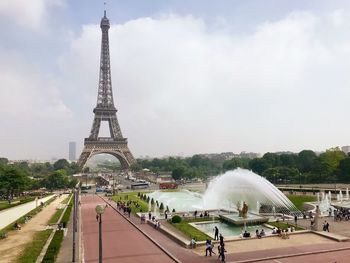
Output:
[{"xmin": 78, "ymin": 11, "xmax": 136, "ymax": 169}]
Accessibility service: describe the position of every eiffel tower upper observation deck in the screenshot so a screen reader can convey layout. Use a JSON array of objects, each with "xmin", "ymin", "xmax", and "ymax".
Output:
[{"xmin": 78, "ymin": 11, "xmax": 136, "ymax": 169}]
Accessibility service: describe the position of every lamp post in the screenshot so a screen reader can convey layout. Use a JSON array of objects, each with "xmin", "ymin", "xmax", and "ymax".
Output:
[{"xmin": 95, "ymin": 205, "xmax": 105, "ymax": 263}]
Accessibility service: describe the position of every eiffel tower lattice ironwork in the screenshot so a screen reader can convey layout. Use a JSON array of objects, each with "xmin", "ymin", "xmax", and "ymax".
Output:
[{"xmin": 78, "ymin": 11, "xmax": 136, "ymax": 169}]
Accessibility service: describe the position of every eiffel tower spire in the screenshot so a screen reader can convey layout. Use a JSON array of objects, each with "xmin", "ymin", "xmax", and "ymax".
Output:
[{"xmin": 78, "ymin": 11, "xmax": 136, "ymax": 169}]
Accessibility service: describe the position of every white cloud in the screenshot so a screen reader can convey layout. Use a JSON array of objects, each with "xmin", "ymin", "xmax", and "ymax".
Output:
[
  {"xmin": 58, "ymin": 11, "xmax": 350, "ymax": 158},
  {"xmin": 3, "ymin": 9, "xmax": 350, "ymax": 159},
  {"xmin": 0, "ymin": 0, "xmax": 64, "ymax": 29}
]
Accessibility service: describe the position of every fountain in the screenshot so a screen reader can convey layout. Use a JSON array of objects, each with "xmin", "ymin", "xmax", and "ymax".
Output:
[
  {"xmin": 339, "ymin": 190, "xmax": 343, "ymax": 203},
  {"xmin": 148, "ymin": 169, "xmax": 302, "ymax": 219},
  {"xmin": 256, "ymin": 201, "xmax": 260, "ymax": 215},
  {"xmin": 347, "ymin": 188, "xmax": 349, "ymax": 200},
  {"xmin": 317, "ymin": 192, "xmax": 320, "ymax": 203}
]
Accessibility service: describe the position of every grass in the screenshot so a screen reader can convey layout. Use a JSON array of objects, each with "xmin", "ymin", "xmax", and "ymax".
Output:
[
  {"xmin": 60, "ymin": 194, "xmax": 71, "ymax": 204},
  {"xmin": 268, "ymin": 221, "xmax": 304, "ymax": 231},
  {"xmin": 48, "ymin": 194, "xmax": 73, "ymax": 225},
  {"xmin": 170, "ymin": 218, "xmax": 213, "ymax": 241},
  {"xmin": 48, "ymin": 209, "xmax": 64, "ymax": 225},
  {"xmin": 60, "ymin": 195, "xmax": 74, "ymax": 227},
  {"xmin": 42, "ymin": 230, "xmax": 64, "ymax": 263},
  {"xmin": 112, "ymin": 192, "xmax": 149, "ymax": 214},
  {"xmin": 16, "ymin": 229, "xmax": 53, "ymax": 263},
  {"xmin": 287, "ymin": 195, "xmax": 317, "ymax": 211}
]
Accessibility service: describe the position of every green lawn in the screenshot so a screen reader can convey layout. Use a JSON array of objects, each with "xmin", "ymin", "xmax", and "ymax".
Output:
[
  {"xmin": 170, "ymin": 218, "xmax": 214, "ymax": 241},
  {"xmin": 268, "ymin": 221, "xmax": 304, "ymax": 231},
  {"xmin": 16, "ymin": 229, "xmax": 52, "ymax": 263},
  {"xmin": 287, "ymin": 195, "xmax": 316, "ymax": 211},
  {"xmin": 111, "ymin": 192, "xmax": 149, "ymax": 214},
  {"xmin": 48, "ymin": 209, "xmax": 64, "ymax": 224}
]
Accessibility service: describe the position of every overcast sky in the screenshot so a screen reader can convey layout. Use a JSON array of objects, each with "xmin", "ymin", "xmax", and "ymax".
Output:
[{"xmin": 1, "ymin": 0, "xmax": 350, "ymax": 160}]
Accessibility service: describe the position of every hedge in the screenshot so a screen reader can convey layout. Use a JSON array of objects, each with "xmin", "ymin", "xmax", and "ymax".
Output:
[{"xmin": 42, "ymin": 230, "xmax": 64, "ymax": 262}]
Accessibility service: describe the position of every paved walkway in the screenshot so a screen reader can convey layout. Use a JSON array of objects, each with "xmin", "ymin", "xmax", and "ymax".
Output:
[
  {"xmin": 101, "ymin": 196, "xmax": 350, "ymax": 263},
  {"xmin": 0, "ymin": 195, "xmax": 66, "ymax": 263},
  {"xmin": 0, "ymin": 195, "xmax": 54, "ymax": 230},
  {"xmin": 80, "ymin": 195, "xmax": 175, "ymax": 263}
]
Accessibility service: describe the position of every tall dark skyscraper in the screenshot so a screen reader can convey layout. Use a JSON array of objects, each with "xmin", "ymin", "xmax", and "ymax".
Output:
[{"xmin": 69, "ymin": 142, "xmax": 76, "ymax": 161}]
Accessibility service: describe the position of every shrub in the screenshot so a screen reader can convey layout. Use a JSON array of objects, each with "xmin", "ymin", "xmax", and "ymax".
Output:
[
  {"xmin": 147, "ymin": 196, "xmax": 150, "ymax": 203},
  {"xmin": 151, "ymin": 198, "xmax": 154, "ymax": 205},
  {"xmin": 172, "ymin": 208, "xmax": 176, "ymax": 213},
  {"xmin": 171, "ymin": 215, "xmax": 182, "ymax": 223},
  {"xmin": 159, "ymin": 202, "xmax": 164, "ymax": 211}
]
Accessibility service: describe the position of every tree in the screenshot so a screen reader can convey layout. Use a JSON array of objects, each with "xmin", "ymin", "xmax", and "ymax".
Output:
[
  {"xmin": 53, "ymin": 159, "xmax": 70, "ymax": 171},
  {"xmin": 298, "ymin": 150, "xmax": 317, "ymax": 173},
  {"xmin": 42, "ymin": 170, "xmax": 69, "ymax": 190},
  {"xmin": 0, "ymin": 166, "xmax": 29, "ymax": 199},
  {"xmin": 338, "ymin": 158, "xmax": 350, "ymax": 182},
  {"xmin": 172, "ymin": 166, "xmax": 186, "ymax": 180},
  {"xmin": 249, "ymin": 158, "xmax": 269, "ymax": 175}
]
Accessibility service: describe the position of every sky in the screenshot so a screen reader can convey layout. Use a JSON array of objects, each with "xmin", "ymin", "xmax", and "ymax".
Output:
[{"xmin": 1, "ymin": 0, "xmax": 350, "ymax": 160}]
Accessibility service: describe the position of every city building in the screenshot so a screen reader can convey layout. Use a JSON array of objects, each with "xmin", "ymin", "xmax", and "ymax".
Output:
[{"xmin": 69, "ymin": 142, "xmax": 76, "ymax": 161}]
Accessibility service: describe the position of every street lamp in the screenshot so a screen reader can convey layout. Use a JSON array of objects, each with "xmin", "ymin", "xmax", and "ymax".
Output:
[{"xmin": 95, "ymin": 205, "xmax": 105, "ymax": 263}]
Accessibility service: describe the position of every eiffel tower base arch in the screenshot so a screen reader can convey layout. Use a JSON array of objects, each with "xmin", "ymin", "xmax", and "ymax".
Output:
[{"xmin": 78, "ymin": 140, "xmax": 136, "ymax": 170}]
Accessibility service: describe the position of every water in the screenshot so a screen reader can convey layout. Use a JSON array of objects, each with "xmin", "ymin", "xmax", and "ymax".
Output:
[
  {"xmin": 148, "ymin": 169, "xmax": 301, "ymax": 216},
  {"xmin": 202, "ymin": 169, "xmax": 301, "ymax": 216},
  {"xmin": 192, "ymin": 221, "xmax": 271, "ymax": 238}
]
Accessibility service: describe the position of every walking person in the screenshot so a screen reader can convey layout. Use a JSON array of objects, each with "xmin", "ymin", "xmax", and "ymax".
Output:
[
  {"xmin": 214, "ymin": 226, "xmax": 219, "ymax": 241},
  {"xmin": 294, "ymin": 214, "xmax": 298, "ymax": 226}
]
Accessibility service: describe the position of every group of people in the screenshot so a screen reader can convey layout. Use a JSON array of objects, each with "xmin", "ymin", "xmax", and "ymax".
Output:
[
  {"xmin": 194, "ymin": 210, "xmax": 210, "ymax": 219},
  {"xmin": 333, "ymin": 208, "xmax": 350, "ymax": 221},
  {"xmin": 202, "ymin": 227, "xmax": 226, "ymax": 262},
  {"xmin": 323, "ymin": 220, "xmax": 330, "ymax": 232},
  {"xmin": 116, "ymin": 201, "xmax": 132, "ymax": 217}
]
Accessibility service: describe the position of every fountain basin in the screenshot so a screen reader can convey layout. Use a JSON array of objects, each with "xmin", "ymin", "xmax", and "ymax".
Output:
[{"xmin": 219, "ymin": 213, "xmax": 268, "ymax": 225}]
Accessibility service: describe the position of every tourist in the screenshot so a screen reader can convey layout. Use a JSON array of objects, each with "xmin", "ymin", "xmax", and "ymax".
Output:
[
  {"xmin": 148, "ymin": 212, "xmax": 152, "ymax": 220},
  {"xmin": 220, "ymin": 243, "xmax": 226, "ymax": 262},
  {"xmin": 194, "ymin": 210, "xmax": 197, "ymax": 219},
  {"xmin": 219, "ymin": 233, "xmax": 224, "ymax": 245},
  {"xmin": 156, "ymin": 220, "xmax": 161, "ymax": 229},
  {"xmin": 165, "ymin": 211, "xmax": 168, "ymax": 220},
  {"xmin": 276, "ymin": 227, "xmax": 281, "ymax": 236},
  {"xmin": 214, "ymin": 226, "xmax": 219, "ymax": 241},
  {"xmin": 255, "ymin": 229, "xmax": 262, "ymax": 239},
  {"xmin": 127, "ymin": 206, "xmax": 131, "ymax": 217},
  {"xmin": 141, "ymin": 214, "xmax": 146, "ymax": 224},
  {"xmin": 96, "ymin": 215, "xmax": 99, "ymax": 222},
  {"xmin": 272, "ymin": 227, "xmax": 277, "ymax": 234},
  {"xmin": 323, "ymin": 220, "xmax": 330, "ymax": 232},
  {"xmin": 260, "ymin": 229, "xmax": 265, "ymax": 237},
  {"xmin": 152, "ymin": 216, "xmax": 155, "ymax": 222},
  {"xmin": 14, "ymin": 222, "xmax": 21, "ymax": 230},
  {"xmin": 294, "ymin": 215, "xmax": 298, "ymax": 226},
  {"xmin": 190, "ymin": 237, "xmax": 196, "ymax": 248},
  {"xmin": 243, "ymin": 231, "xmax": 250, "ymax": 238},
  {"xmin": 205, "ymin": 239, "xmax": 213, "ymax": 256}
]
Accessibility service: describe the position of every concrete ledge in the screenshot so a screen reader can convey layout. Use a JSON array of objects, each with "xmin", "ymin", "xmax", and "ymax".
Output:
[
  {"xmin": 312, "ymin": 230, "xmax": 349, "ymax": 242},
  {"xmin": 147, "ymin": 220, "xmax": 190, "ymax": 248}
]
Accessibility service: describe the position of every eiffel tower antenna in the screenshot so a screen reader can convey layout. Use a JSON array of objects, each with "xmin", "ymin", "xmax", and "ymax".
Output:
[{"xmin": 78, "ymin": 11, "xmax": 136, "ymax": 170}]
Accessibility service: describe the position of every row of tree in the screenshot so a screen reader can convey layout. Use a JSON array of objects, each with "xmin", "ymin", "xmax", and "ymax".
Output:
[
  {"xmin": 0, "ymin": 158, "xmax": 78, "ymax": 199},
  {"xmin": 131, "ymin": 148, "xmax": 350, "ymax": 184}
]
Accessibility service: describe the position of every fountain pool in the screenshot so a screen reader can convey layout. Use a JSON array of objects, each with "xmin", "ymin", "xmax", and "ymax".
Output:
[{"xmin": 190, "ymin": 221, "xmax": 271, "ymax": 238}]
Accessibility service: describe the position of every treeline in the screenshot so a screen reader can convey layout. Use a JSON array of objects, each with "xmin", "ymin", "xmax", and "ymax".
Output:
[
  {"xmin": 131, "ymin": 155, "xmax": 222, "ymax": 180},
  {"xmin": 0, "ymin": 158, "xmax": 78, "ymax": 199},
  {"xmin": 131, "ymin": 148, "xmax": 350, "ymax": 183}
]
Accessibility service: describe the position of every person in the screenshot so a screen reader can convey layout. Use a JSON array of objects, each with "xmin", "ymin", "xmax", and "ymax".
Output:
[
  {"xmin": 190, "ymin": 237, "xmax": 196, "ymax": 249},
  {"xmin": 194, "ymin": 210, "xmax": 197, "ymax": 219},
  {"xmin": 220, "ymin": 243, "xmax": 226, "ymax": 262},
  {"xmin": 148, "ymin": 211, "xmax": 152, "ymax": 220},
  {"xmin": 214, "ymin": 226, "xmax": 219, "ymax": 241},
  {"xmin": 165, "ymin": 211, "xmax": 168, "ymax": 220},
  {"xmin": 255, "ymin": 229, "xmax": 262, "ymax": 239},
  {"xmin": 272, "ymin": 227, "xmax": 277, "ymax": 234},
  {"xmin": 205, "ymin": 239, "xmax": 212, "ymax": 256},
  {"xmin": 260, "ymin": 229, "xmax": 265, "ymax": 237},
  {"xmin": 294, "ymin": 215, "xmax": 298, "ymax": 226},
  {"xmin": 243, "ymin": 231, "xmax": 250, "ymax": 238},
  {"xmin": 219, "ymin": 233, "xmax": 224, "ymax": 245},
  {"xmin": 156, "ymin": 220, "xmax": 161, "ymax": 229},
  {"xmin": 14, "ymin": 222, "xmax": 21, "ymax": 230},
  {"xmin": 127, "ymin": 206, "xmax": 131, "ymax": 218},
  {"xmin": 96, "ymin": 214, "xmax": 99, "ymax": 222},
  {"xmin": 276, "ymin": 227, "xmax": 282, "ymax": 236}
]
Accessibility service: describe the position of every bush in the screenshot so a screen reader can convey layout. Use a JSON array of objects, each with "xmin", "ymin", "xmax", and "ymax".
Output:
[
  {"xmin": 159, "ymin": 202, "xmax": 164, "ymax": 211},
  {"xmin": 172, "ymin": 208, "xmax": 176, "ymax": 213},
  {"xmin": 172, "ymin": 215, "xmax": 182, "ymax": 223}
]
